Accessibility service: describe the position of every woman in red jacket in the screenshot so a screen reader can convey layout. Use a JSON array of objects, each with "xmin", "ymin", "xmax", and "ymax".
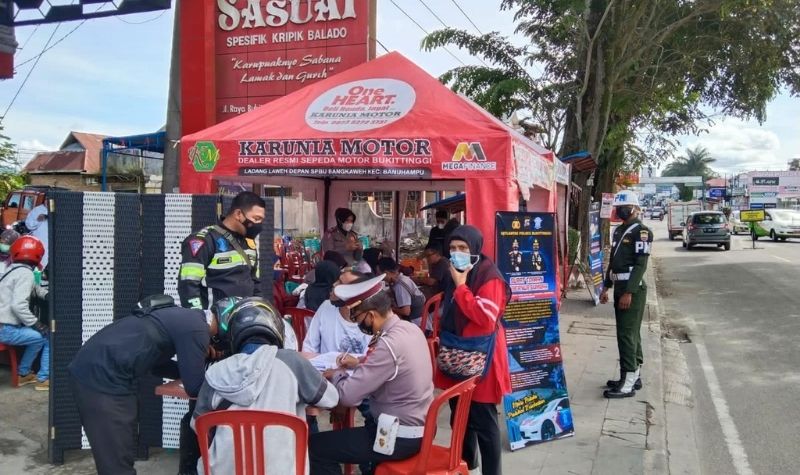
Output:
[{"xmin": 435, "ymin": 225, "xmax": 510, "ymax": 475}]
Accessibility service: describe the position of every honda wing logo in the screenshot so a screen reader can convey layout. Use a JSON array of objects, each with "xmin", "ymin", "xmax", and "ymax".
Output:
[{"xmin": 443, "ymin": 142, "xmax": 496, "ymax": 171}]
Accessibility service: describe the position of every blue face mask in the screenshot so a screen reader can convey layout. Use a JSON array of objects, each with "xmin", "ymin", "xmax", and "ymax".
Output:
[
  {"xmin": 450, "ymin": 251, "xmax": 479, "ymax": 271},
  {"xmin": 0, "ymin": 244, "xmax": 9, "ymax": 254}
]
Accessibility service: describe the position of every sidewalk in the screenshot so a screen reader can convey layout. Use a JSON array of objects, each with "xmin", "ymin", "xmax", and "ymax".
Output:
[
  {"xmin": 0, "ymin": 271, "xmax": 668, "ymax": 475},
  {"xmin": 498, "ymin": 270, "xmax": 666, "ymax": 475}
]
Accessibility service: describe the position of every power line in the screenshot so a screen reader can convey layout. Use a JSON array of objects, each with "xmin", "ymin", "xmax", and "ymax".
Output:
[
  {"xmin": 1, "ymin": 24, "xmax": 61, "ymax": 124},
  {"xmin": 372, "ymin": 36, "xmax": 390, "ymax": 54},
  {"xmin": 387, "ymin": 0, "xmax": 467, "ymax": 66},
  {"xmin": 14, "ymin": 20, "xmax": 86, "ymax": 70},
  {"xmin": 17, "ymin": 24, "xmax": 40, "ymax": 51},
  {"xmin": 450, "ymin": 0, "xmax": 484, "ymax": 35},
  {"xmin": 417, "ymin": 0, "xmax": 490, "ymax": 67},
  {"xmin": 115, "ymin": 9, "xmax": 168, "ymax": 25}
]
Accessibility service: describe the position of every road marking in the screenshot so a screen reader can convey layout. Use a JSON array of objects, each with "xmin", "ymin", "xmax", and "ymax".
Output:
[
  {"xmin": 695, "ymin": 338, "xmax": 754, "ymax": 475},
  {"xmin": 770, "ymin": 254, "xmax": 792, "ymax": 263}
]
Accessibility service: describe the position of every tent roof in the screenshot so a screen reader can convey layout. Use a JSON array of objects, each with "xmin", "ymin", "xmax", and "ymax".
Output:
[{"xmin": 183, "ymin": 52, "xmax": 510, "ymax": 144}]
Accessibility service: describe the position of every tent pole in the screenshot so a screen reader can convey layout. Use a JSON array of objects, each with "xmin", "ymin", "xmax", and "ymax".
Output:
[
  {"xmin": 394, "ymin": 191, "xmax": 401, "ymax": 259},
  {"xmin": 323, "ymin": 178, "xmax": 331, "ymax": 231}
]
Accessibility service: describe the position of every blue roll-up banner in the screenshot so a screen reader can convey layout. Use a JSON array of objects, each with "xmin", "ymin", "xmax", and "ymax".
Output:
[
  {"xmin": 588, "ymin": 207, "xmax": 604, "ymax": 305},
  {"xmin": 496, "ymin": 212, "xmax": 574, "ymax": 450}
]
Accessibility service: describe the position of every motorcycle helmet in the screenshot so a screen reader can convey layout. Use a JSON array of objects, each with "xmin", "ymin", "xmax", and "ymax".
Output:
[
  {"xmin": 10, "ymin": 235, "xmax": 45, "ymax": 266},
  {"xmin": 213, "ymin": 297, "xmax": 285, "ymax": 354}
]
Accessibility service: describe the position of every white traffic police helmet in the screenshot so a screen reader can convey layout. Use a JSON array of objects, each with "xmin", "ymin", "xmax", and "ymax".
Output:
[{"xmin": 612, "ymin": 190, "xmax": 641, "ymax": 207}]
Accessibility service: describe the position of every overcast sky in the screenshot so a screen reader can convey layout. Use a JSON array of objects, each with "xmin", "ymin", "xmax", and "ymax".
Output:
[{"xmin": 1, "ymin": 0, "xmax": 797, "ymax": 172}]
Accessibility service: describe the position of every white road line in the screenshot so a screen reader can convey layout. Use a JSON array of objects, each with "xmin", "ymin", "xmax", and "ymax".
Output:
[
  {"xmin": 695, "ymin": 338, "xmax": 754, "ymax": 475},
  {"xmin": 770, "ymin": 254, "xmax": 792, "ymax": 263}
]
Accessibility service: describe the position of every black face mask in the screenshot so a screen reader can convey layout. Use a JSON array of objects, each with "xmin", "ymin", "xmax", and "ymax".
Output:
[
  {"xmin": 617, "ymin": 206, "xmax": 635, "ymax": 221},
  {"xmin": 242, "ymin": 219, "xmax": 263, "ymax": 239},
  {"xmin": 356, "ymin": 311, "xmax": 375, "ymax": 336}
]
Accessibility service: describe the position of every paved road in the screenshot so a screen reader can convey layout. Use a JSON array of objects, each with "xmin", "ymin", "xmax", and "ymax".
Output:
[{"xmin": 649, "ymin": 217, "xmax": 800, "ymax": 475}]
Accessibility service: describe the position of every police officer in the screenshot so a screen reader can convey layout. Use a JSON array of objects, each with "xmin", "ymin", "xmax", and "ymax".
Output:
[
  {"xmin": 322, "ymin": 207, "xmax": 363, "ymax": 266},
  {"xmin": 600, "ymin": 190, "xmax": 653, "ymax": 398},
  {"xmin": 68, "ymin": 295, "xmax": 216, "ymax": 475},
  {"xmin": 309, "ymin": 274, "xmax": 434, "ymax": 474},
  {"xmin": 177, "ymin": 191, "xmax": 266, "ymax": 310},
  {"xmin": 176, "ymin": 191, "xmax": 265, "ymax": 474}
]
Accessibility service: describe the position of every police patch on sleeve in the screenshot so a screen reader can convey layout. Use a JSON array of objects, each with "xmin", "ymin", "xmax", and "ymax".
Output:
[
  {"xmin": 189, "ymin": 239, "xmax": 205, "ymax": 256},
  {"xmin": 635, "ymin": 230, "xmax": 651, "ymax": 254}
]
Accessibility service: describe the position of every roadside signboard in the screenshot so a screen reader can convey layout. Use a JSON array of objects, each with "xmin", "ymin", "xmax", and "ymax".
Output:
[
  {"xmin": 600, "ymin": 193, "xmax": 614, "ymax": 219},
  {"xmin": 740, "ymin": 209, "xmax": 765, "ymax": 222}
]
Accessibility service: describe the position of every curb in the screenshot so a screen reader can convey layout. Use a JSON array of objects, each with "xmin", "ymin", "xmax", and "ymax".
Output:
[
  {"xmin": 646, "ymin": 257, "xmax": 702, "ymax": 475},
  {"xmin": 643, "ymin": 260, "xmax": 669, "ymax": 474}
]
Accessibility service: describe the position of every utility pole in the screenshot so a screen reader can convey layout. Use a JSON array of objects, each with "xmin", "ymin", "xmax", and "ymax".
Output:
[{"xmin": 162, "ymin": 0, "xmax": 181, "ymax": 193}]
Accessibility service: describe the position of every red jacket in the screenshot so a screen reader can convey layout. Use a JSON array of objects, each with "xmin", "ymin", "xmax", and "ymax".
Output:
[{"xmin": 434, "ymin": 278, "xmax": 511, "ymax": 403}]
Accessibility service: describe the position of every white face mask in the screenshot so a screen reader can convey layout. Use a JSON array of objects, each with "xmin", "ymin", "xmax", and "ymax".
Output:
[
  {"xmin": 342, "ymin": 222, "xmax": 354, "ymax": 232},
  {"xmin": 437, "ymin": 223, "xmax": 445, "ymax": 230}
]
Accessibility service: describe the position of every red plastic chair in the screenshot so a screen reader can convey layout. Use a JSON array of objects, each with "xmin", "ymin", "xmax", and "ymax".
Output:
[
  {"xmin": 285, "ymin": 251, "xmax": 305, "ymax": 284},
  {"xmin": 375, "ymin": 376, "xmax": 479, "ymax": 475},
  {"xmin": 427, "ymin": 337, "xmax": 440, "ymax": 376},
  {"xmin": 273, "ymin": 273, "xmax": 299, "ymax": 315},
  {"xmin": 421, "ymin": 292, "xmax": 444, "ymax": 338},
  {"xmin": 195, "ymin": 409, "xmax": 308, "ymax": 475},
  {"xmin": 0, "ymin": 343, "xmax": 19, "ymax": 387},
  {"xmin": 283, "ymin": 307, "xmax": 314, "ymax": 347}
]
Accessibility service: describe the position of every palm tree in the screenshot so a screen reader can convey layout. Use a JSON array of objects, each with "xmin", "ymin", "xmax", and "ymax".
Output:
[{"xmin": 662, "ymin": 146, "xmax": 718, "ymax": 201}]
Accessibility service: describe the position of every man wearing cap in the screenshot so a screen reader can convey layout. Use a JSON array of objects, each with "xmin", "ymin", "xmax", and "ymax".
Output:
[
  {"xmin": 600, "ymin": 190, "xmax": 653, "ymax": 398},
  {"xmin": 309, "ymin": 274, "xmax": 434, "ymax": 474},
  {"xmin": 68, "ymin": 295, "xmax": 216, "ymax": 475}
]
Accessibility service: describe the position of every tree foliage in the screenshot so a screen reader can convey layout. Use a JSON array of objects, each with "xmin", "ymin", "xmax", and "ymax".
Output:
[
  {"xmin": 789, "ymin": 158, "xmax": 800, "ymax": 171},
  {"xmin": 0, "ymin": 125, "xmax": 26, "ymax": 202},
  {"xmin": 662, "ymin": 146, "xmax": 719, "ymax": 201}
]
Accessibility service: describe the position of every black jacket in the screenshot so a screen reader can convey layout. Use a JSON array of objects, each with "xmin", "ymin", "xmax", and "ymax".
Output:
[
  {"xmin": 68, "ymin": 306, "xmax": 210, "ymax": 397},
  {"xmin": 177, "ymin": 224, "xmax": 261, "ymax": 309}
]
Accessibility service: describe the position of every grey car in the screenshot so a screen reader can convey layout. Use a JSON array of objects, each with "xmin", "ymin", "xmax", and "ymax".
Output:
[{"xmin": 682, "ymin": 211, "xmax": 731, "ymax": 250}]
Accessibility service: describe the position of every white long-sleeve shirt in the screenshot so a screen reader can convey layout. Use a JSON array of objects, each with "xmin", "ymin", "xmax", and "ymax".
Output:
[
  {"xmin": 0, "ymin": 264, "xmax": 41, "ymax": 326},
  {"xmin": 25, "ymin": 204, "xmax": 49, "ymax": 269}
]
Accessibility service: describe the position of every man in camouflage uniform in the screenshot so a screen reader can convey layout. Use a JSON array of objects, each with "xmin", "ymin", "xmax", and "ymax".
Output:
[{"xmin": 600, "ymin": 190, "xmax": 653, "ymax": 398}]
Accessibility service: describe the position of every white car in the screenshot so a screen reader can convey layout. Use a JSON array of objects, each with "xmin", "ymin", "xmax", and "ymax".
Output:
[
  {"xmin": 519, "ymin": 397, "xmax": 573, "ymax": 441},
  {"xmin": 756, "ymin": 209, "xmax": 800, "ymax": 241}
]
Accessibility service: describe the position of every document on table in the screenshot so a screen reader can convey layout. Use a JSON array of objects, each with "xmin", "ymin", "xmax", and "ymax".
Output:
[{"xmin": 309, "ymin": 352, "xmax": 342, "ymax": 371}]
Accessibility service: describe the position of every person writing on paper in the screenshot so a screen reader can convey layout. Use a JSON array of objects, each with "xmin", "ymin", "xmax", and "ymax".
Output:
[
  {"xmin": 192, "ymin": 297, "xmax": 338, "ymax": 475},
  {"xmin": 309, "ymin": 275, "xmax": 433, "ymax": 474},
  {"xmin": 68, "ymin": 295, "xmax": 215, "ymax": 475},
  {"xmin": 436, "ymin": 225, "xmax": 511, "ymax": 475}
]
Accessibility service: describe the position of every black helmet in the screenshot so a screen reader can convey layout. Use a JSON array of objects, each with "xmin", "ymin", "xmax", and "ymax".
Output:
[{"xmin": 215, "ymin": 297, "xmax": 285, "ymax": 353}]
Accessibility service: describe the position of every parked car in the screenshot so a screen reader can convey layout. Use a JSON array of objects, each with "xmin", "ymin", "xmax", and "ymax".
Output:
[
  {"xmin": 682, "ymin": 211, "xmax": 731, "ymax": 250},
  {"xmin": 752, "ymin": 209, "xmax": 800, "ymax": 241},
  {"xmin": 519, "ymin": 397, "xmax": 573, "ymax": 442},
  {"xmin": 0, "ymin": 186, "xmax": 67, "ymax": 230},
  {"xmin": 650, "ymin": 207, "xmax": 664, "ymax": 220},
  {"xmin": 729, "ymin": 210, "xmax": 750, "ymax": 235}
]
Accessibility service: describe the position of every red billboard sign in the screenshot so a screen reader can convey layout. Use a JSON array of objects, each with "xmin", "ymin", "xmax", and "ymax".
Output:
[
  {"xmin": 214, "ymin": 0, "xmax": 370, "ymax": 122},
  {"xmin": 181, "ymin": 0, "xmax": 371, "ymax": 131}
]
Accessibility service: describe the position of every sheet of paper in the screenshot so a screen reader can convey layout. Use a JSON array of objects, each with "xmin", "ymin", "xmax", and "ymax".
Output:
[{"xmin": 309, "ymin": 351, "xmax": 341, "ymax": 371}]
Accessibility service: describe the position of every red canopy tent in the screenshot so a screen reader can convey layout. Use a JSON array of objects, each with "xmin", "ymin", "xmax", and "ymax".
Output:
[{"xmin": 181, "ymin": 52, "xmax": 558, "ymax": 260}]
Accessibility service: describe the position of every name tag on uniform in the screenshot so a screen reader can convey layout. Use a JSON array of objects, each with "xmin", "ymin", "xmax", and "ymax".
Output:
[
  {"xmin": 373, "ymin": 413, "xmax": 399, "ymax": 455},
  {"xmin": 217, "ymin": 257, "xmax": 232, "ymax": 264}
]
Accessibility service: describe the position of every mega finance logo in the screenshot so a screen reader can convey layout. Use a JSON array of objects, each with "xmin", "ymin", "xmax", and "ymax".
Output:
[
  {"xmin": 442, "ymin": 142, "xmax": 496, "ymax": 171},
  {"xmin": 189, "ymin": 141, "xmax": 220, "ymax": 172}
]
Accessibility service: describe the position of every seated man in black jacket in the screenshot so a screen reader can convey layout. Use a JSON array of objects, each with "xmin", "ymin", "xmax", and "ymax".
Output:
[{"xmin": 68, "ymin": 295, "xmax": 217, "ymax": 475}]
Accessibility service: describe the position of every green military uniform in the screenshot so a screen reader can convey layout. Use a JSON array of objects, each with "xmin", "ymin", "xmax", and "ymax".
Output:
[{"xmin": 603, "ymin": 218, "xmax": 653, "ymax": 374}]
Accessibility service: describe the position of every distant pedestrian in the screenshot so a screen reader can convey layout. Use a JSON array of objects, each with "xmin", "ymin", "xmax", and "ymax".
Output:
[
  {"xmin": 24, "ymin": 204, "xmax": 48, "ymax": 270},
  {"xmin": 600, "ymin": 190, "xmax": 653, "ymax": 398},
  {"xmin": 0, "ymin": 229, "xmax": 20, "ymax": 274}
]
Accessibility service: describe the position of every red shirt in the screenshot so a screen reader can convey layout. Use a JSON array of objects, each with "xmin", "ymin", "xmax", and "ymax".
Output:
[{"xmin": 434, "ymin": 278, "xmax": 511, "ymax": 403}]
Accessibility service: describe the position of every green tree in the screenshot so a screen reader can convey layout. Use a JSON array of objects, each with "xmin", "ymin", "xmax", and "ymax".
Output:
[
  {"xmin": 0, "ymin": 125, "xmax": 25, "ymax": 202},
  {"xmin": 789, "ymin": 158, "xmax": 800, "ymax": 171},
  {"xmin": 662, "ymin": 146, "xmax": 718, "ymax": 201},
  {"xmin": 423, "ymin": 0, "xmax": 799, "ymax": 258}
]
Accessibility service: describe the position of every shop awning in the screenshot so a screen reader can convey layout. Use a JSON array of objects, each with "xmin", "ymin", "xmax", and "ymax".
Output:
[{"xmin": 421, "ymin": 193, "xmax": 465, "ymax": 213}]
